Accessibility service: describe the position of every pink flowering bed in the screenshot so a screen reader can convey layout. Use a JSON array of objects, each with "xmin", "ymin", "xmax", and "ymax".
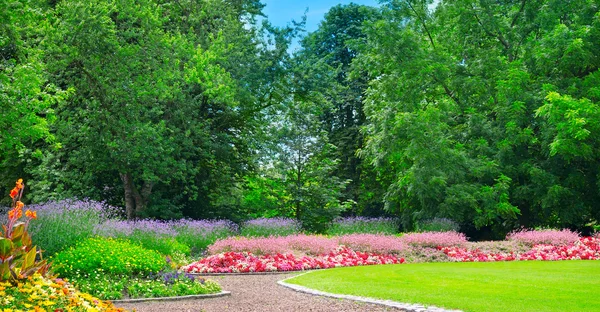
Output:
[
  {"xmin": 441, "ymin": 237, "xmax": 600, "ymax": 262},
  {"xmin": 183, "ymin": 229, "xmax": 600, "ymax": 274},
  {"xmin": 183, "ymin": 246, "xmax": 404, "ymax": 273}
]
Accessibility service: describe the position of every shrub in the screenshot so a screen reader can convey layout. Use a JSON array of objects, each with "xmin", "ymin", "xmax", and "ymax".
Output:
[
  {"xmin": 401, "ymin": 231, "xmax": 468, "ymax": 248},
  {"xmin": 67, "ymin": 270, "xmax": 221, "ymax": 300},
  {"xmin": 417, "ymin": 217, "xmax": 460, "ymax": 232},
  {"xmin": 52, "ymin": 237, "xmax": 165, "ymax": 277},
  {"xmin": 95, "ymin": 220, "xmax": 191, "ymax": 257},
  {"xmin": 328, "ymin": 216, "xmax": 398, "ymax": 235},
  {"xmin": 28, "ymin": 199, "xmax": 119, "ymax": 256},
  {"xmin": 506, "ymin": 229, "xmax": 580, "ymax": 246},
  {"xmin": 240, "ymin": 217, "xmax": 302, "ymax": 237}
]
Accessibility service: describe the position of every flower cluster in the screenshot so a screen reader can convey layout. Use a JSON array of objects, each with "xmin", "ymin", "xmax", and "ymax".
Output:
[
  {"xmin": 207, "ymin": 234, "xmax": 339, "ymax": 255},
  {"xmin": 0, "ymin": 273, "xmax": 125, "ymax": 311},
  {"xmin": 400, "ymin": 231, "xmax": 468, "ymax": 248},
  {"xmin": 6, "ymin": 179, "xmax": 37, "ymax": 235},
  {"xmin": 505, "ymin": 228, "xmax": 580, "ymax": 246},
  {"xmin": 441, "ymin": 237, "xmax": 600, "ymax": 262},
  {"xmin": 183, "ymin": 246, "xmax": 404, "ymax": 273}
]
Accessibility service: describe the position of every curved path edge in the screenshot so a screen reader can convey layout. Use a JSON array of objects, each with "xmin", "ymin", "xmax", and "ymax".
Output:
[
  {"xmin": 277, "ymin": 273, "xmax": 462, "ymax": 312},
  {"xmin": 109, "ymin": 291, "xmax": 231, "ymax": 304}
]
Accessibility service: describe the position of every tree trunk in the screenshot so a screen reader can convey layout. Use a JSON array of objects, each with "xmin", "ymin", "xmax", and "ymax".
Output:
[
  {"xmin": 120, "ymin": 173, "xmax": 136, "ymax": 220},
  {"xmin": 120, "ymin": 172, "xmax": 154, "ymax": 220}
]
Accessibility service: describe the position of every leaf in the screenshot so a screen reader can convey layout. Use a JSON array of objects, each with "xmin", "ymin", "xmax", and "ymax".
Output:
[
  {"xmin": 11, "ymin": 222, "xmax": 26, "ymax": 241},
  {"xmin": 0, "ymin": 261, "xmax": 10, "ymax": 281},
  {"xmin": 21, "ymin": 247, "xmax": 37, "ymax": 272},
  {"xmin": 0, "ymin": 238, "xmax": 13, "ymax": 261}
]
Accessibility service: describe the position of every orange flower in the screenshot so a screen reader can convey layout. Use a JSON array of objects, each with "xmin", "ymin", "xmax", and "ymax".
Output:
[
  {"xmin": 8, "ymin": 209, "xmax": 15, "ymax": 219},
  {"xmin": 9, "ymin": 187, "xmax": 18, "ymax": 199},
  {"xmin": 16, "ymin": 201, "xmax": 24, "ymax": 210},
  {"xmin": 16, "ymin": 178, "xmax": 23, "ymax": 190},
  {"xmin": 25, "ymin": 209, "xmax": 37, "ymax": 219}
]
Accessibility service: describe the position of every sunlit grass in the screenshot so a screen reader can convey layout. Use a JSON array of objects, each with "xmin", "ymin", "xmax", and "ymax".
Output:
[{"xmin": 286, "ymin": 260, "xmax": 600, "ymax": 312}]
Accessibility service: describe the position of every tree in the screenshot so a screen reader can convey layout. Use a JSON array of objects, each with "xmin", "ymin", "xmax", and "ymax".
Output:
[
  {"xmin": 297, "ymin": 4, "xmax": 383, "ymax": 215},
  {"xmin": 0, "ymin": 0, "xmax": 68, "ymax": 204},
  {"xmin": 42, "ymin": 0, "xmax": 240, "ymax": 219},
  {"xmin": 358, "ymin": 0, "xmax": 600, "ymax": 236}
]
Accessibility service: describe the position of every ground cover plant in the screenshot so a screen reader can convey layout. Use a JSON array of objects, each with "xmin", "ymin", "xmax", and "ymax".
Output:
[
  {"xmin": 327, "ymin": 217, "xmax": 398, "ymax": 235},
  {"xmin": 240, "ymin": 217, "xmax": 302, "ymax": 237},
  {"xmin": 183, "ymin": 246, "xmax": 403, "ymax": 273},
  {"xmin": 284, "ymin": 261, "xmax": 600, "ymax": 312},
  {"xmin": 51, "ymin": 237, "xmax": 221, "ymax": 300}
]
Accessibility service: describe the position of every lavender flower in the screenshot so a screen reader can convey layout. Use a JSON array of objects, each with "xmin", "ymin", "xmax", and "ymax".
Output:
[
  {"xmin": 328, "ymin": 216, "xmax": 398, "ymax": 235},
  {"xmin": 240, "ymin": 217, "xmax": 301, "ymax": 237}
]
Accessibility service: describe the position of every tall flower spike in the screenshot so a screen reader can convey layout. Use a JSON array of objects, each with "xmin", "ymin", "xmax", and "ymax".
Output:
[{"xmin": 9, "ymin": 188, "xmax": 18, "ymax": 199}]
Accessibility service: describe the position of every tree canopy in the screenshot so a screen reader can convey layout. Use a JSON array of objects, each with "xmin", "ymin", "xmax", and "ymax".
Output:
[{"xmin": 1, "ymin": 0, "xmax": 598, "ymax": 237}]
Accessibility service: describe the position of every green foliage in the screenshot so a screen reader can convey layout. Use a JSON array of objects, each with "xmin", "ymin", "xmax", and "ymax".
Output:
[
  {"xmin": 416, "ymin": 218, "xmax": 460, "ymax": 233},
  {"xmin": 67, "ymin": 271, "xmax": 221, "ymax": 300},
  {"xmin": 51, "ymin": 237, "xmax": 165, "ymax": 277},
  {"xmin": 125, "ymin": 231, "xmax": 191, "ymax": 258},
  {"xmin": 357, "ymin": 0, "xmax": 600, "ymax": 235}
]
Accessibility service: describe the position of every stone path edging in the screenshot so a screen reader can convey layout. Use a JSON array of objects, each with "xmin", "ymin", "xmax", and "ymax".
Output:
[
  {"xmin": 187, "ymin": 269, "xmax": 322, "ymax": 276},
  {"xmin": 109, "ymin": 291, "xmax": 231, "ymax": 304},
  {"xmin": 277, "ymin": 273, "xmax": 463, "ymax": 312}
]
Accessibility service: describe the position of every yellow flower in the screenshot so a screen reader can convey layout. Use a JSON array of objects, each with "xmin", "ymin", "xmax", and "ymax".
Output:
[{"xmin": 41, "ymin": 300, "xmax": 55, "ymax": 306}]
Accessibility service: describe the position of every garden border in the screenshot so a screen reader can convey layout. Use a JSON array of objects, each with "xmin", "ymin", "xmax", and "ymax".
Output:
[
  {"xmin": 187, "ymin": 269, "xmax": 322, "ymax": 276},
  {"xmin": 277, "ymin": 272, "xmax": 462, "ymax": 312},
  {"xmin": 109, "ymin": 291, "xmax": 231, "ymax": 303}
]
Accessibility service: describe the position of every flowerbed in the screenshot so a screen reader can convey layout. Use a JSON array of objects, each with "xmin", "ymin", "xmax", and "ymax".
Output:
[
  {"xmin": 183, "ymin": 246, "xmax": 404, "ymax": 273},
  {"xmin": 441, "ymin": 237, "xmax": 600, "ymax": 262},
  {"xmin": 0, "ymin": 274, "xmax": 125, "ymax": 311}
]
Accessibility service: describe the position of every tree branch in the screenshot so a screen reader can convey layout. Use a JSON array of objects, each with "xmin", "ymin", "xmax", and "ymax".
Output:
[{"xmin": 406, "ymin": 1, "xmax": 436, "ymax": 50}]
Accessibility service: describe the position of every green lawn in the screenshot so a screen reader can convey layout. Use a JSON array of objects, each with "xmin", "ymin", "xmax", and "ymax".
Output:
[{"xmin": 285, "ymin": 261, "xmax": 600, "ymax": 312}]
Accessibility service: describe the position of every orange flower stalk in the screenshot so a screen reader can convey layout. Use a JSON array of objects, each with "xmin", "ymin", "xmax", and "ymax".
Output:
[{"xmin": 25, "ymin": 209, "xmax": 37, "ymax": 220}]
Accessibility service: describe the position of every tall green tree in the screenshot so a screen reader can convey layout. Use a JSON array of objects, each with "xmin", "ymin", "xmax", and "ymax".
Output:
[
  {"xmin": 358, "ymin": 0, "xmax": 600, "ymax": 236},
  {"xmin": 0, "ymin": 0, "xmax": 68, "ymax": 203},
  {"xmin": 297, "ymin": 4, "xmax": 382, "ymax": 215}
]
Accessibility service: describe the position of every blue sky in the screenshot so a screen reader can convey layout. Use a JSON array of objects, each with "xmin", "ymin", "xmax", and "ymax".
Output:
[{"xmin": 262, "ymin": 0, "xmax": 380, "ymax": 35}]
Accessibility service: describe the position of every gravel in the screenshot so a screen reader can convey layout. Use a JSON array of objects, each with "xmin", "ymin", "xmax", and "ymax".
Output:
[{"xmin": 115, "ymin": 273, "xmax": 401, "ymax": 312}]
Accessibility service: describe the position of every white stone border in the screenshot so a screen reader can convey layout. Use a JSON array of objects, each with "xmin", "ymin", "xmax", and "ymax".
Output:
[
  {"xmin": 109, "ymin": 291, "xmax": 231, "ymax": 304},
  {"xmin": 278, "ymin": 272, "xmax": 462, "ymax": 312}
]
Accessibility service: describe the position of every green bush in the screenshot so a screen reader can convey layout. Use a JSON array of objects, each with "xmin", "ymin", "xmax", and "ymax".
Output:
[
  {"xmin": 51, "ymin": 237, "xmax": 165, "ymax": 278},
  {"xmin": 125, "ymin": 230, "xmax": 191, "ymax": 257}
]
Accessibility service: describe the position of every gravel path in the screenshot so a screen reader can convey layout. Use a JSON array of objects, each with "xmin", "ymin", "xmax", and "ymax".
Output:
[{"xmin": 116, "ymin": 273, "xmax": 400, "ymax": 312}]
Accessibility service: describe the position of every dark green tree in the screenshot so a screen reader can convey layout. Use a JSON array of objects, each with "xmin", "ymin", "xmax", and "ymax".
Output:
[{"xmin": 297, "ymin": 4, "xmax": 383, "ymax": 216}]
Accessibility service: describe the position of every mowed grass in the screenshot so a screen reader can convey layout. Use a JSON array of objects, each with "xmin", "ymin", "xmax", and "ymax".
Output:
[{"xmin": 285, "ymin": 261, "xmax": 600, "ymax": 312}]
